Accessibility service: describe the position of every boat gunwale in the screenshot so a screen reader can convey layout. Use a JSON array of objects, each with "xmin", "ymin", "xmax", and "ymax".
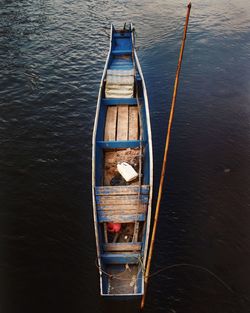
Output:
[
  {"xmin": 92, "ymin": 24, "xmax": 114, "ymax": 295},
  {"xmin": 133, "ymin": 48, "xmax": 153, "ymax": 273}
]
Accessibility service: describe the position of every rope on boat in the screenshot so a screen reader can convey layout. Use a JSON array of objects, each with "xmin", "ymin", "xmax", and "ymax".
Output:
[
  {"xmin": 95, "ymin": 257, "xmax": 145, "ymax": 281},
  {"xmin": 95, "ymin": 258, "xmax": 235, "ymax": 293}
]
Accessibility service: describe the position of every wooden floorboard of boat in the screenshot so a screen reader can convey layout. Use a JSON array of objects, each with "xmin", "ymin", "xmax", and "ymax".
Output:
[
  {"xmin": 103, "ymin": 243, "xmax": 141, "ymax": 252},
  {"xmin": 104, "ymin": 106, "xmax": 117, "ymax": 141},
  {"xmin": 128, "ymin": 106, "xmax": 138, "ymax": 140},
  {"xmin": 117, "ymin": 105, "xmax": 129, "ymax": 140},
  {"xmin": 96, "ymin": 194, "xmax": 148, "ymax": 205},
  {"xmin": 107, "ymin": 264, "xmax": 139, "ymax": 295},
  {"xmin": 103, "ymin": 149, "xmax": 140, "ymax": 186}
]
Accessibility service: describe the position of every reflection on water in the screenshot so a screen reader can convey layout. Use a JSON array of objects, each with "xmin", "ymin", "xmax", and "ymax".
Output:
[{"xmin": 0, "ymin": 0, "xmax": 250, "ymax": 312}]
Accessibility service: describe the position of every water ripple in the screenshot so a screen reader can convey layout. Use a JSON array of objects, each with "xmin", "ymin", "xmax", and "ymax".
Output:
[{"xmin": 1, "ymin": 1, "xmax": 250, "ymax": 312}]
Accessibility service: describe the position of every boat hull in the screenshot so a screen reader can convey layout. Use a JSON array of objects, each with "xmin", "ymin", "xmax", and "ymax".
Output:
[{"xmin": 92, "ymin": 24, "xmax": 153, "ymax": 297}]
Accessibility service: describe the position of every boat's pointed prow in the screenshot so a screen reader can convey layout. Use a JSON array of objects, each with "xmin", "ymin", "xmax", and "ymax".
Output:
[{"xmin": 92, "ymin": 23, "xmax": 153, "ymax": 297}]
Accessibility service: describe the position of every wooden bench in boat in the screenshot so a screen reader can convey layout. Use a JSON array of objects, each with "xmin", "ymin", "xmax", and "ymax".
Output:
[
  {"xmin": 102, "ymin": 98, "xmax": 137, "ymax": 106},
  {"xmin": 103, "ymin": 242, "xmax": 141, "ymax": 252},
  {"xmin": 101, "ymin": 253, "xmax": 140, "ymax": 264},
  {"xmin": 95, "ymin": 185, "xmax": 149, "ymax": 223},
  {"xmin": 97, "ymin": 140, "xmax": 143, "ymax": 149},
  {"xmin": 95, "ymin": 185, "xmax": 149, "ymax": 195}
]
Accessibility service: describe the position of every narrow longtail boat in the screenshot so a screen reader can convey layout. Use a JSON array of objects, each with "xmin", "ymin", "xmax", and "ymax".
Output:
[{"xmin": 92, "ymin": 23, "xmax": 153, "ymax": 297}]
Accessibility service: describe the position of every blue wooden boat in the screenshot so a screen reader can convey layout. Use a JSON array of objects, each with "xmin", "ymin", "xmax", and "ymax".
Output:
[{"xmin": 92, "ymin": 24, "xmax": 153, "ymax": 297}]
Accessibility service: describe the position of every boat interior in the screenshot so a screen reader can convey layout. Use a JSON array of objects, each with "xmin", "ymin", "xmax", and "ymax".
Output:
[{"xmin": 94, "ymin": 26, "xmax": 151, "ymax": 295}]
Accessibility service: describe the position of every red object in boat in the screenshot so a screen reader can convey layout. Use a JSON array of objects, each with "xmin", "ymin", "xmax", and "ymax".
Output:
[{"xmin": 107, "ymin": 222, "xmax": 121, "ymax": 233}]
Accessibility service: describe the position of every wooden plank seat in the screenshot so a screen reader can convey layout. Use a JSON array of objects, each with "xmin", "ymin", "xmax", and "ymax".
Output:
[
  {"xmin": 95, "ymin": 185, "xmax": 150, "ymax": 196},
  {"xmin": 103, "ymin": 242, "xmax": 142, "ymax": 252},
  {"xmin": 95, "ymin": 185, "xmax": 149, "ymax": 223},
  {"xmin": 97, "ymin": 202, "xmax": 147, "ymax": 223},
  {"xmin": 102, "ymin": 98, "xmax": 137, "ymax": 105},
  {"xmin": 98, "ymin": 214, "xmax": 145, "ymax": 223},
  {"xmin": 97, "ymin": 140, "xmax": 143, "ymax": 149},
  {"xmin": 96, "ymin": 194, "xmax": 149, "ymax": 205},
  {"xmin": 101, "ymin": 253, "xmax": 140, "ymax": 264}
]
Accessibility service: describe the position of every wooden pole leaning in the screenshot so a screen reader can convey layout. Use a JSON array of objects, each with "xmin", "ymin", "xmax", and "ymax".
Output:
[{"xmin": 140, "ymin": 2, "xmax": 192, "ymax": 310}]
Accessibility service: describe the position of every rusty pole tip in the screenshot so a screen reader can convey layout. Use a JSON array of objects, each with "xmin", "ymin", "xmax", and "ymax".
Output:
[{"xmin": 188, "ymin": 2, "xmax": 192, "ymax": 9}]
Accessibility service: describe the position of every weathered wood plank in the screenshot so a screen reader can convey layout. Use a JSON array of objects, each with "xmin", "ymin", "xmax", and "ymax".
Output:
[
  {"xmin": 97, "ymin": 140, "xmax": 142, "ymax": 149},
  {"xmin": 103, "ymin": 223, "xmax": 108, "ymax": 243},
  {"xmin": 95, "ymin": 185, "xmax": 150, "ymax": 196},
  {"xmin": 98, "ymin": 213, "xmax": 145, "ymax": 223},
  {"xmin": 103, "ymin": 243, "xmax": 141, "ymax": 252},
  {"xmin": 97, "ymin": 203, "xmax": 147, "ymax": 212},
  {"xmin": 102, "ymin": 98, "xmax": 137, "ymax": 105},
  {"xmin": 97, "ymin": 208, "xmax": 146, "ymax": 216},
  {"xmin": 133, "ymin": 221, "xmax": 140, "ymax": 242},
  {"xmin": 104, "ymin": 106, "xmax": 117, "ymax": 141},
  {"xmin": 101, "ymin": 253, "xmax": 140, "ymax": 264},
  {"xmin": 128, "ymin": 106, "xmax": 138, "ymax": 140},
  {"xmin": 116, "ymin": 105, "xmax": 129, "ymax": 140},
  {"xmin": 96, "ymin": 194, "xmax": 148, "ymax": 205}
]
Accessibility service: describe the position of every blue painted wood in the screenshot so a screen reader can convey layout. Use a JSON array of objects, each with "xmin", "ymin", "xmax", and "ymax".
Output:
[
  {"xmin": 101, "ymin": 253, "xmax": 140, "ymax": 264},
  {"xmin": 113, "ymin": 33, "xmax": 131, "ymax": 38},
  {"xmin": 140, "ymin": 98, "xmax": 148, "ymax": 142},
  {"xmin": 137, "ymin": 270, "xmax": 143, "ymax": 293},
  {"xmin": 97, "ymin": 140, "xmax": 144, "ymax": 149},
  {"xmin": 109, "ymin": 65, "xmax": 134, "ymax": 70},
  {"xmin": 95, "ymin": 145, "xmax": 103, "ymax": 185},
  {"xmin": 110, "ymin": 62, "xmax": 132, "ymax": 67},
  {"xmin": 111, "ymin": 57, "xmax": 132, "ymax": 63},
  {"xmin": 112, "ymin": 35, "xmax": 132, "ymax": 51},
  {"xmin": 97, "ymin": 212, "xmax": 146, "ymax": 222},
  {"xmin": 96, "ymin": 105, "xmax": 106, "ymax": 141},
  {"xmin": 112, "ymin": 50, "xmax": 132, "ymax": 55},
  {"xmin": 102, "ymin": 98, "xmax": 137, "ymax": 105},
  {"xmin": 95, "ymin": 194, "xmax": 149, "ymax": 204},
  {"xmin": 109, "ymin": 60, "xmax": 133, "ymax": 68},
  {"xmin": 95, "ymin": 185, "xmax": 150, "ymax": 195},
  {"xmin": 110, "ymin": 60, "xmax": 133, "ymax": 66}
]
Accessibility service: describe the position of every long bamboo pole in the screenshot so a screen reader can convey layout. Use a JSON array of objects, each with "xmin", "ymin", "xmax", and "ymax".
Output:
[{"xmin": 140, "ymin": 3, "xmax": 192, "ymax": 310}]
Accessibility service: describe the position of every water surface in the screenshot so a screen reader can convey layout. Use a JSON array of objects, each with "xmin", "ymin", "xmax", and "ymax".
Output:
[{"xmin": 0, "ymin": 1, "xmax": 250, "ymax": 312}]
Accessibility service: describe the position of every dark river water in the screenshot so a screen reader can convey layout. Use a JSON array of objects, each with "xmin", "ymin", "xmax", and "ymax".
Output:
[{"xmin": 1, "ymin": 0, "xmax": 250, "ymax": 312}]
